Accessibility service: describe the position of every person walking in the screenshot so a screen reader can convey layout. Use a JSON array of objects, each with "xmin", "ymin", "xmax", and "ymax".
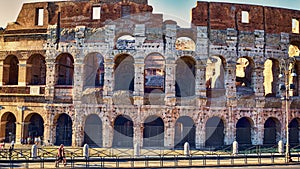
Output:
[{"xmin": 55, "ymin": 144, "xmax": 67, "ymax": 167}]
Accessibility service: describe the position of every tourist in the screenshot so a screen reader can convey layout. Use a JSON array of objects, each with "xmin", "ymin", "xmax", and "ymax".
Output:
[{"xmin": 55, "ymin": 144, "xmax": 67, "ymax": 167}]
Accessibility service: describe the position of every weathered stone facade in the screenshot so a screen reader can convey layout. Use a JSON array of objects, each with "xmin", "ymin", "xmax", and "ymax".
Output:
[{"xmin": 0, "ymin": 0, "xmax": 300, "ymax": 150}]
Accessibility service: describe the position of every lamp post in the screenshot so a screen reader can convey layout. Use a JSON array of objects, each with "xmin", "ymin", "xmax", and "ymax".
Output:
[{"xmin": 279, "ymin": 57, "xmax": 297, "ymax": 163}]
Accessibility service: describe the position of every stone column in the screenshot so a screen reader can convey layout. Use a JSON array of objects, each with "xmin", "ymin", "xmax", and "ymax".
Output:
[
  {"xmin": 195, "ymin": 123, "xmax": 205, "ymax": 149},
  {"xmin": 103, "ymin": 59, "xmax": 114, "ymax": 105},
  {"xmin": 72, "ymin": 58, "xmax": 84, "ymax": 102},
  {"xmin": 253, "ymin": 64, "xmax": 265, "ymax": 108},
  {"xmin": 224, "ymin": 106, "xmax": 235, "ymax": 145},
  {"xmin": 256, "ymin": 124, "xmax": 264, "ymax": 145},
  {"xmin": 133, "ymin": 123, "xmax": 143, "ymax": 151},
  {"xmin": 18, "ymin": 60, "xmax": 27, "ymax": 86},
  {"xmin": 45, "ymin": 57, "xmax": 56, "ymax": 102},
  {"xmin": 165, "ymin": 62, "xmax": 176, "ymax": 106},
  {"xmin": 15, "ymin": 106, "xmax": 25, "ymax": 144},
  {"xmin": 133, "ymin": 57, "xmax": 144, "ymax": 105},
  {"xmin": 43, "ymin": 106, "xmax": 54, "ymax": 145},
  {"xmin": 164, "ymin": 121, "xmax": 175, "ymax": 148},
  {"xmin": 225, "ymin": 61, "xmax": 237, "ymax": 106},
  {"xmin": 102, "ymin": 115, "xmax": 113, "ymax": 147},
  {"xmin": 0, "ymin": 60, "xmax": 4, "ymax": 86},
  {"xmin": 72, "ymin": 106, "xmax": 84, "ymax": 147}
]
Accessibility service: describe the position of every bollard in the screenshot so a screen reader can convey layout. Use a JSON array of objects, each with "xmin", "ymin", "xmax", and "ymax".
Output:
[
  {"xmin": 184, "ymin": 142, "xmax": 190, "ymax": 156},
  {"xmin": 278, "ymin": 140, "xmax": 284, "ymax": 154},
  {"xmin": 31, "ymin": 144, "xmax": 37, "ymax": 158},
  {"xmin": 83, "ymin": 144, "xmax": 89, "ymax": 158},
  {"xmin": 232, "ymin": 141, "xmax": 238, "ymax": 155},
  {"xmin": 134, "ymin": 142, "xmax": 140, "ymax": 157}
]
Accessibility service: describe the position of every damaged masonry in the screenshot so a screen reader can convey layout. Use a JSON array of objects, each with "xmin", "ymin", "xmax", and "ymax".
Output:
[{"xmin": 0, "ymin": 0, "xmax": 300, "ymax": 150}]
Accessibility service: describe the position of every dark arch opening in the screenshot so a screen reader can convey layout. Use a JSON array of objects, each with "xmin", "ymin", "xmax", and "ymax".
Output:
[
  {"xmin": 175, "ymin": 56, "xmax": 196, "ymax": 97},
  {"xmin": 55, "ymin": 114, "xmax": 72, "ymax": 146},
  {"xmin": 174, "ymin": 116, "xmax": 195, "ymax": 149},
  {"xmin": 236, "ymin": 117, "xmax": 252, "ymax": 145},
  {"xmin": 1, "ymin": 112, "xmax": 16, "ymax": 143},
  {"xmin": 143, "ymin": 116, "xmax": 164, "ymax": 147},
  {"xmin": 112, "ymin": 115, "xmax": 133, "ymax": 148},
  {"xmin": 263, "ymin": 118, "xmax": 280, "ymax": 145},
  {"xmin": 27, "ymin": 54, "xmax": 46, "ymax": 85},
  {"xmin": 24, "ymin": 113, "xmax": 44, "ymax": 144},
  {"xmin": 3, "ymin": 55, "xmax": 19, "ymax": 85},
  {"xmin": 205, "ymin": 117, "xmax": 224, "ymax": 147},
  {"xmin": 55, "ymin": 54, "xmax": 74, "ymax": 85},
  {"xmin": 114, "ymin": 54, "xmax": 134, "ymax": 91},
  {"xmin": 289, "ymin": 118, "xmax": 300, "ymax": 145},
  {"xmin": 84, "ymin": 114, "xmax": 102, "ymax": 147},
  {"xmin": 84, "ymin": 53, "xmax": 104, "ymax": 88}
]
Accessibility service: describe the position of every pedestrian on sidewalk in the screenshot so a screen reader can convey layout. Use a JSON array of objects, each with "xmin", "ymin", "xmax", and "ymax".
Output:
[{"xmin": 55, "ymin": 144, "xmax": 67, "ymax": 167}]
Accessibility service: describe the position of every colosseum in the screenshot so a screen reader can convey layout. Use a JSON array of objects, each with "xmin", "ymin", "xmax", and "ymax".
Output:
[{"xmin": 0, "ymin": 0, "xmax": 300, "ymax": 151}]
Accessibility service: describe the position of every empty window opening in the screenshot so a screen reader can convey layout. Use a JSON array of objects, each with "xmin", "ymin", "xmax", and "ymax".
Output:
[
  {"xmin": 121, "ymin": 5, "xmax": 131, "ymax": 18},
  {"xmin": 92, "ymin": 6, "xmax": 101, "ymax": 20},
  {"xmin": 36, "ymin": 8, "xmax": 44, "ymax": 26},
  {"xmin": 289, "ymin": 45, "xmax": 300, "ymax": 57},
  {"xmin": 236, "ymin": 57, "xmax": 252, "ymax": 88},
  {"xmin": 292, "ymin": 19, "xmax": 299, "ymax": 34},
  {"xmin": 263, "ymin": 59, "xmax": 276, "ymax": 97},
  {"xmin": 241, "ymin": 11, "xmax": 249, "ymax": 23},
  {"xmin": 175, "ymin": 37, "xmax": 195, "ymax": 51}
]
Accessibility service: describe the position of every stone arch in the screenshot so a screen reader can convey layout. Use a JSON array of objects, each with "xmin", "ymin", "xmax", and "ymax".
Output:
[
  {"xmin": 84, "ymin": 114, "xmax": 102, "ymax": 147},
  {"xmin": 236, "ymin": 57, "xmax": 254, "ymax": 89},
  {"xmin": 116, "ymin": 34, "xmax": 135, "ymax": 50},
  {"xmin": 174, "ymin": 116, "xmax": 195, "ymax": 148},
  {"xmin": 236, "ymin": 117, "xmax": 254, "ymax": 145},
  {"xmin": 3, "ymin": 55, "xmax": 19, "ymax": 85},
  {"xmin": 175, "ymin": 56, "xmax": 196, "ymax": 97},
  {"xmin": 175, "ymin": 37, "xmax": 195, "ymax": 51},
  {"xmin": 263, "ymin": 58, "xmax": 280, "ymax": 97},
  {"xmin": 23, "ymin": 113, "xmax": 44, "ymax": 144},
  {"xmin": 143, "ymin": 115, "xmax": 164, "ymax": 147},
  {"xmin": 263, "ymin": 117, "xmax": 281, "ymax": 145},
  {"xmin": 112, "ymin": 115, "xmax": 133, "ymax": 148},
  {"xmin": 289, "ymin": 118, "xmax": 300, "ymax": 145},
  {"xmin": 55, "ymin": 53, "xmax": 74, "ymax": 85},
  {"xmin": 54, "ymin": 113, "xmax": 73, "ymax": 146},
  {"xmin": 83, "ymin": 53, "xmax": 105, "ymax": 88},
  {"xmin": 26, "ymin": 54, "xmax": 46, "ymax": 85},
  {"xmin": 205, "ymin": 116, "xmax": 225, "ymax": 147},
  {"xmin": 114, "ymin": 54, "xmax": 134, "ymax": 91},
  {"xmin": 0, "ymin": 112, "xmax": 16, "ymax": 142},
  {"xmin": 206, "ymin": 55, "xmax": 226, "ymax": 98}
]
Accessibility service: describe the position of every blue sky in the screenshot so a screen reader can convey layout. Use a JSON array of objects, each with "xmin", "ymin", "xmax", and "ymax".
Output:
[{"xmin": 0, "ymin": 0, "xmax": 299, "ymax": 28}]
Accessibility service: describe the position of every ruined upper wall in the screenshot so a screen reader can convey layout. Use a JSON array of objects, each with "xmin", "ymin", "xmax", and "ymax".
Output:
[
  {"xmin": 4, "ymin": 0, "xmax": 153, "ymax": 31},
  {"xmin": 192, "ymin": 1, "xmax": 300, "ymax": 34}
]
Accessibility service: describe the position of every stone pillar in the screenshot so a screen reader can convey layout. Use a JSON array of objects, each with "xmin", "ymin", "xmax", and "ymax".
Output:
[
  {"xmin": 253, "ymin": 64, "xmax": 265, "ymax": 108},
  {"xmin": 83, "ymin": 144, "xmax": 89, "ymax": 158},
  {"xmin": 72, "ymin": 58, "xmax": 84, "ymax": 102},
  {"xmin": 102, "ymin": 116, "xmax": 113, "ymax": 147},
  {"xmin": 165, "ymin": 62, "xmax": 176, "ymax": 106},
  {"xmin": 72, "ymin": 106, "xmax": 84, "ymax": 147},
  {"xmin": 164, "ymin": 121, "xmax": 174, "ymax": 148},
  {"xmin": 225, "ymin": 61, "xmax": 237, "ymax": 105},
  {"xmin": 195, "ymin": 124, "xmax": 205, "ymax": 149},
  {"xmin": 18, "ymin": 60, "xmax": 27, "ymax": 86},
  {"xmin": 15, "ymin": 106, "xmax": 25, "ymax": 144},
  {"xmin": 255, "ymin": 122, "xmax": 264, "ymax": 145},
  {"xmin": 0, "ymin": 60, "xmax": 4, "ymax": 86},
  {"xmin": 45, "ymin": 57, "xmax": 56, "ymax": 102},
  {"xmin": 43, "ymin": 107, "xmax": 54, "ymax": 145},
  {"xmin": 133, "ymin": 57, "xmax": 144, "ymax": 105},
  {"xmin": 103, "ymin": 60, "xmax": 114, "ymax": 105},
  {"xmin": 133, "ymin": 122, "xmax": 143, "ymax": 150},
  {"xmin": 232, "ymin": 141, "xmax": 238, "ymax": 155},
  {"xmin": 195, "ymin": 63, "xmax": 207, "ymax": 98},
  {"xmin": 224, "ymin": 106, "xmax": 235, "ymax": 145}
]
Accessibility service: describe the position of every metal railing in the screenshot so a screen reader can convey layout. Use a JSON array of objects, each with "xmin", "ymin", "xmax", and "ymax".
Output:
[{"xmin": 0, "ymin": 146, "xmax": 300, "ymax": 168}]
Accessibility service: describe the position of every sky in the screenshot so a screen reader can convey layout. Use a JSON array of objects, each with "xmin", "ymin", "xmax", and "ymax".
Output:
[{"xmin": 0, "ymin": 0, "xmax": 299, "ymax": 28}]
